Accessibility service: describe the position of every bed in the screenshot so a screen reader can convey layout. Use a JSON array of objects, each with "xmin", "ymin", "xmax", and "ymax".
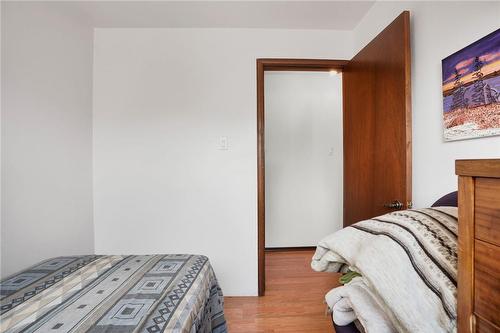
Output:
[
  {"xmin": 322, "ymin": 191, "xmax": 458, "ymax": 333},
  {"xmin": 0, "ymin": 254, "xmax": 227, "ymax": 333},
  {"xmin": 313, "ymin": 159, "xmax": 500, "ymax": 333},
  {"xmin": 312, "ymin": 194, "xmax": 460, "ymax": 332}
]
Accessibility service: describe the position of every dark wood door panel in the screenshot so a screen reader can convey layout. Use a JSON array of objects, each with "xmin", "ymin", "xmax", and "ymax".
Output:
[{"xmin": 343, "ymin": 11, "xmax": 411, "ymax": 226}]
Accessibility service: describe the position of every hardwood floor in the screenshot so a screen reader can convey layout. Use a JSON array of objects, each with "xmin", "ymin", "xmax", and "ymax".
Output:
[{"xmin": 224, "ymin": 250, "xmax": 341, "ymax": 332}]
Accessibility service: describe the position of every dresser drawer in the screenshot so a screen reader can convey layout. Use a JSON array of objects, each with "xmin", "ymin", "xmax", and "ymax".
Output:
[
  {"xmin": 474, "ymin": 239, "xmax": 500, "ymax": 328},
  {"xmin": 475, "ymin": 178, "xmax": 500, "ymax": 247},
  {"xmin": 475, "ymin": 315, "xmax": 500, "ymax": 333}
]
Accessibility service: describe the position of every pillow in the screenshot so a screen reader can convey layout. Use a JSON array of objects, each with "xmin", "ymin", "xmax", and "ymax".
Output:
[{"xmin": 431, "ymin": 191, "xmax": 458, "ymax": 207}]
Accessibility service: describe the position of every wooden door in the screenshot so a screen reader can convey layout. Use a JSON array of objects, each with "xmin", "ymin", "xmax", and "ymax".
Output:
[{"xmin": 343, "ymin": 11, "xmax": 412, "ymax": 226}]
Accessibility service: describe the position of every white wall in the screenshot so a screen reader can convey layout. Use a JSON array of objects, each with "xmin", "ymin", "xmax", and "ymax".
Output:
[
  {"xmin": 1, "ymin": 2, "xmax": 94, "ymax": 278},
  {"xmin": 265, "ymin": 71, "xmax": 343, "ymax": 248},
  {"xmin": 4, "ymin": 0, "xmax": 495, "ymax": 295},
  {"xmin": 93, "ymin": 28, "xmax": 353, "ymax": 295},
  {"xmin": 354, "ymin": 1, "xmax": 500, "ymax": 208}
]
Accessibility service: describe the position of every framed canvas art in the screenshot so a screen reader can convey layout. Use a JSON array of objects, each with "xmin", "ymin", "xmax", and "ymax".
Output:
[{"xmin": 442, "ymin": 28, "xmax": 500, "ymax": 141}]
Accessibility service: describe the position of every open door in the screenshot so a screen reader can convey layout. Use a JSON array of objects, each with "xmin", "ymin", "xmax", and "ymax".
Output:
[
  {"xmin": 256, "ymin": 12, "xmax": 411, "ymax": 295},
  {"xmin": 343, "ymin": 11, "xmax": 412, "ymax": 226}
]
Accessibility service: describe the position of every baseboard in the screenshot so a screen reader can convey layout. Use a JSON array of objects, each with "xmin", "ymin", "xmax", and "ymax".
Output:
[{"xmin": 265, "ymin": 246, "xmax": 316, "ymax": 252}]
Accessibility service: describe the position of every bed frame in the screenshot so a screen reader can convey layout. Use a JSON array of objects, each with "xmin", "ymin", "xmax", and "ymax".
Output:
[{"xmin": 456, "ymin": 159, "xmax": 500, "ymax": 333}]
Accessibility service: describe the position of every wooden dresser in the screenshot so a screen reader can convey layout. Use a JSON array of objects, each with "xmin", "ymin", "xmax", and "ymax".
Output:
[{"xmin": 456, "ymin": 159, "xmax": 500, "ymax": 333}]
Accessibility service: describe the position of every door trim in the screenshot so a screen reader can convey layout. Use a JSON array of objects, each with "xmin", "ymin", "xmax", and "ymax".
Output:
[
  {"xmin": 402, "ymin": 11, "xmax": 412, "ymax": 213},
  {"xmin": 256, "ymin": 59, "xmax": 347, "ymax": 296}
]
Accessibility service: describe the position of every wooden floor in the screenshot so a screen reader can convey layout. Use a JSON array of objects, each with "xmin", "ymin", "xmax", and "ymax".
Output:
[{"xmin": 224, "ymin": 250, "xmax": 341, "ymax": 333}]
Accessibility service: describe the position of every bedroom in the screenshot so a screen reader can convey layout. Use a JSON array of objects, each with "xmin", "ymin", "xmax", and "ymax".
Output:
[{"xmin": 1, "ymin": 1, "xmax": 499, "ymax": 332}]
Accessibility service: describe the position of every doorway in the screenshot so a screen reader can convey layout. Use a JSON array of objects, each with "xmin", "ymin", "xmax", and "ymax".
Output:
[
  {"xmin": 257, "ymin": 10, "xmax": 412, "ymax": 297},
  {"xmin": 264, "ymin": 71, "xmax": 343, "ymax": 248},
  {"xmin": 257, "ymin": 59, "xmax": 347, "ymax": 296}
]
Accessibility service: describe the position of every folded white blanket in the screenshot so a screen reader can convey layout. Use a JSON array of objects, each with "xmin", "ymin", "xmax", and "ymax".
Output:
[
  {"xmin": 312, "ymin": 207, "xmax": 458, "ymax": 333},
  {"xmin": 326, "ymin": 277, "xmax": 396, "ymax": 333}
]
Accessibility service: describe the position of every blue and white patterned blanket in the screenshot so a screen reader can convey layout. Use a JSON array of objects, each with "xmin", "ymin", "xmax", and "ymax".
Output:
[{"xmin": 0, "ymin": 254, "xmax": 227, "ymax": 333}]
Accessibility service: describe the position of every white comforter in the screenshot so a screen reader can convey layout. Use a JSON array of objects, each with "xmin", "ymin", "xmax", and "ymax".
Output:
[
  {"xmin": 312, "ymin": 207, "xmax": 458, "ymax": 333},
  {"xmin": 325, "ymin": 277, "xmax": 396, "ymax": 332}
]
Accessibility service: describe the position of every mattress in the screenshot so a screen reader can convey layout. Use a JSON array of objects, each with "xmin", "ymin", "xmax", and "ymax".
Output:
[{"xmin": 0, "ymin": 254, "xmax": 227, "ymax": 333}]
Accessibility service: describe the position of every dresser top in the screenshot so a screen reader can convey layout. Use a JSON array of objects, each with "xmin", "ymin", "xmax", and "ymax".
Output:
[{"xmin": 455, "ymin": 159, "xmax": 500, "ymax": 178}]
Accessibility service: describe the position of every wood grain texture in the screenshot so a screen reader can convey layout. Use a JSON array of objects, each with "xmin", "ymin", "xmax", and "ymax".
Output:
[
  {"xmin": 475, "ymin": 314, "xmax": 500, "ymax": 333},
  {"xmin": 456, "ymin": 159, "xmax": 500, "ymax": 178},
  {"xmin": 458, "ymin": 175, "xmax": 475, "ymax": 333},
  {"xmin": 457, "ymin": 160, "xmax": 500, "ymax": 333},
  {"xmin": 258, "ymin": 59, "xmax": 348, "ymax": 72},
  {"xmin": 257, "ymin": 59, "xmax": 266, "ymax": 296},
  {"xmin": 475, "ymin": 178, "xmax": 500, "ymax": 247},
  {"xmin": 342, "ymin": 11, "xmax": 412, "ymax": 227},
  {"xmin": 225, "ymin": 250, "xmax": 341, "ymax": 333},
  {"xmin": 474, "ymin": 239, "xmax": 500, "ymax": 328},
  {"xmin": 265, "ymin": 246, "xmax": 317, "ymax": 252}
]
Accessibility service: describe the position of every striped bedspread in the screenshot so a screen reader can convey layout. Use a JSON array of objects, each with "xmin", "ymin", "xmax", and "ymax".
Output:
[
  {"xmin": 312, "ymin": 207, "xmax": 458, "ymax": 333},
  {"xmin": 0, "ymin": 254, "xmax": 227, "ymax": 333}
]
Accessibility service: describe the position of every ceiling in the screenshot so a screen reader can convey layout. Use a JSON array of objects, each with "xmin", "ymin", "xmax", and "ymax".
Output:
[{"xmin": 62, "ymin": 1, "xmax": 375, "ymax": 30}]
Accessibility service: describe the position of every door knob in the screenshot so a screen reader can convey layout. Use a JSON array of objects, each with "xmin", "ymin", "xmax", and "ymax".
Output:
[{"xmin": 384, "ymin": 200, "xmax": 403, "ymax": 210}]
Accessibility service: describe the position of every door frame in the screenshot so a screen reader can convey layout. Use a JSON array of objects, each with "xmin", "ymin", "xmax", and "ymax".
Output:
[{"xmin": 257, "ymin": 59, "xmax": 348, "ymax": 296}]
